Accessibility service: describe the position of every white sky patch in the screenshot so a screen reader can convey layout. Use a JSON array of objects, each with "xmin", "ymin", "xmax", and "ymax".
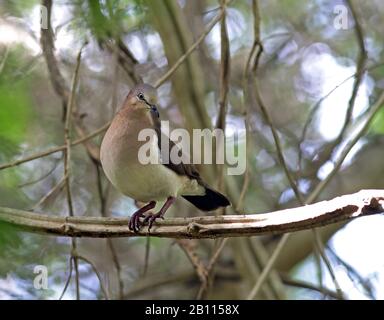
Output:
[
  {"xmin": 0, "ymin": 274, "xmax": 28, "ymax": 299},
  {"xmin": 0, "ymin": 22, "xmax": 40, "ymax": 55},
  {"xmin": 205, "ymin": 8, "xmax": 246, "ymax": 60},
  {"xmin": 329, "ymin": 216, "xmax": 384, "ymax": 299},
  {"xmin": 302, "ymin": 53, "xmax": 372, "ymax": 140},
  {"xmin": 0, "ymin": 4, "xmax": 76, "ymax": 56},
  {"xmin": 127, "ymin": 35, "xmax": 147, "ymax": 62},
  {"xmin": 316, "ymin": 143, "xmax": 365, "ymax": 180}
]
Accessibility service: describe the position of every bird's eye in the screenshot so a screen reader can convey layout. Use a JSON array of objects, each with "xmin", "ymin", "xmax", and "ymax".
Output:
[{"xmin": 137, "ymin": 93, "xmax": 145, "ymax": 100}]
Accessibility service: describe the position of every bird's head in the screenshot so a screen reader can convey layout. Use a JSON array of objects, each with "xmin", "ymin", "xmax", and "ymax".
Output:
[{"xmin": 125, "ymin": 83, "xmax": 159, "ymax": 117}]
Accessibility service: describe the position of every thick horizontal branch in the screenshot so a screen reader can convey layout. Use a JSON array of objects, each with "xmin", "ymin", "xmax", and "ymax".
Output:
[{"xmin": 0, "ymin": 190, "xmax": 383, "ymax": 239}]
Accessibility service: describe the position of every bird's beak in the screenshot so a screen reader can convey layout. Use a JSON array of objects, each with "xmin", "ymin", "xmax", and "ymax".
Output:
[
  {"xmin": 141, "ymin": 97, "xmax": 159, "ymax": 117},
  {"xmin": 150, "ymin": 105, "xmax": 160, "ymax": 118}
]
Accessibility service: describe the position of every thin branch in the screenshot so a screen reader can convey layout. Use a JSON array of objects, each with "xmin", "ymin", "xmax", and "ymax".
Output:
[
  {"xmin": 76, "ymin": 255, "xmax": 110, "ymax": 300},
  {"xmin": 312, "ymin": 228, "xmax": 341, "ymax": 299},
  {"xmin": 0, "ymin": 189, "xmax": 383, "ymax": 238},
  {"xmin": 154, "ymin": 9, "xmax": 223, "ymax": 88},
  {"xmin": 215, "ymin": 0, "xmax": 230, "ymax": 131},
  {"xmin": 247, "ymin": 233, "xmax": 290, "ymax": 299},
  {"xmin": 176, "ymin": 240, "xmax": 208, "ymax": 299},
  {"xmin": 59, "ymin": 256, "xmax": 74, "ymax": 300},
  {"xmin": 280, "ymin": 274, "xmax": 341, "ymax": 300},
  {"xmin": 326, "ymin": 244, "xmax": 376, "ymax": 299},
  {"xmin": 298, "ymin": 0, "xmax": 368, "ymax": 182},
  {"xmin": 64, "ymin": 48, "xmax": 83, "ymax": 300},
  {"xmin": 215, "ymin": 0, "xmax": 231, "ymax": 196},
  {"xmin": 95, "ymin": 163, "xmax": 124, "ymax": 299},
  {"xmin": 245, "ymin": 1, "xmax": 307, "ymax": 299},
  {"xmin": 64, "ymin": 49, "xmax": 82, "ymax": 217},
  {"xmin": 0, "ymin": 122, "xmax": 110, "ymax": 171},
  {"xmin": 298, "ymin": 62, "xmax": 384, "ymax": 173},
  {"xmin": 18, "ymin": 159, "xmax": 60, "ymax": 188},
  {"xmin": 254, "ymin": 79, "xmax": 304, "ymax": 202},
  {"xmin": 40, "ymin": 0, "xmax": 68, "ymax": 119},
  {"xmin": 306, "ymin": 90, "xmax": 384, "ymax": 204},
  {"xmin": 313, "ymin": 241, "xmax": 326, "ymax": 298},
  {"xmin": 31, "ymin": 175, "xmax": 65, "ymax": 211},
  {"xmin": 341, "ymin": 0, "xmax": 367, "ymax": 137},
  {"xmin": 237, "ymin": 0, "xmax": 262, "ymax": 211},
  {"xmin": 123, "ymin": 268, "xmax": 239, "ymax": 299},
  {"xmin": 247, "ymin": 238, "xmax": 286, "ymax": 299},
  {"xmin": 248, "ymin": 2, "xmax": 303, "ymax": 204},
  {"xmin": 143, "ymin": 236, "xmax": 151, "ymax": 277},
  {"xmin": 197, "ymin": 238, "xmax": 228, "ymax": 299},
  {"xmin": 313, "ymin": 231, "xmax": 344, "ymax": 299}
]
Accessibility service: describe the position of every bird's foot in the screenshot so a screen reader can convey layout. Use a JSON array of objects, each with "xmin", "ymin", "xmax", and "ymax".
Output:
[
  {"xmin": 128, "ymin": 211, "xmax": 146, "ymax": 233},
  {"xmin": 142, "ymin": 212, "xmax": 165, "ymax": 231},
  {"xmin": 128, "ymin": 201, "xmax": 156, "ymax": 233},
  {"xmin": 128, "ymin": 197, "xmax": 175, "ymax": 233},
  {"xmin": 128, "ymin": 211, "xmax": 163, "ymax": 232}
]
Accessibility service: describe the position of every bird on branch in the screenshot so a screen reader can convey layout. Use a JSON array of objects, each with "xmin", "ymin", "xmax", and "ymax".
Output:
[{"xmin": 100, "ymin": 84, "xmax": 230, "ymax": 232}]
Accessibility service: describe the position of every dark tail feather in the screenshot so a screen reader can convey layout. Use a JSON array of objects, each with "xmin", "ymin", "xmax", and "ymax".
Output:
[{"xmin": 183, "ymin": 187, "xmax": 231, "ymax": 211}]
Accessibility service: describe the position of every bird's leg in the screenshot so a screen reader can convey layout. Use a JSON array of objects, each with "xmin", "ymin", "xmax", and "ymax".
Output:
[
  {"xmin": 129, "ymin": 201, "xmax": 156, "ymax": 232},
  {"xmin": 143, "ymin": 196, "xmax": 176, "ymax": 231}
]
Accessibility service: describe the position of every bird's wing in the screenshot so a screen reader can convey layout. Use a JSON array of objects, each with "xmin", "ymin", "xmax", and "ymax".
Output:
[
  {"xmin": 150, "ymin": 108, "xmax": 203, "ymax": 183},
  {"xmin": 150, "ymin": 108, "xmax": 230, "ymax": 211}
]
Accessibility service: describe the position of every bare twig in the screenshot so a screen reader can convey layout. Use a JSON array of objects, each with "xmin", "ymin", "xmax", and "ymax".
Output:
[
  {"xmin": 306, "ymin": 91, "xmax": 384, "ymax": 204},
  {"xmin": 154, "ymin": 10, "xmax": 223, "ymax": 88},
  {"xmin": 237, "ymin": 0, "xmax": 262, "ymax": 211},
  {"xmin": 0, "ymin": 122, "xmax": 110, "ymax": 171},
  {"xmin": 254, "ymin": 78, "xmax": 304, "ymax": 202},
  {"xmin": 76, "ymin": 255, "xmax": 110, "ymax": 300},
  {"xmin": 63, "ymin": 48, "xmax": 83, "ymax": 300},
  {"xmin": 59, "ymin": 256, "xmax": 74, "ymax": 300},
  {"xmin": 215, "ymin": 0, "xmax": 230, "ymax": 195},
  {"xmin": 31, "ymin": 176, "xmax": 65, "ymax": 211},
  {"xmin": 326, "ymin": 244, "xmax": 375, "ymax": 299},
  {"xmin": 341, "ymin": 0, "xmax": 367, "ymax": 138},
  {"xmin": 176, "ymin": 240, "xmax": 208, "ymax": 299},
  {"xmin": 215, "ymin": 0, "xmax": 230, "ymax": 132},
  {"xmin": 95, "ymin": 163, "xmax": 124, "ymax": 299},
  {"xmin": 247, "ymin": 233, "xmax": 289, "ymax": 299},
  {"xmin": 18, "ymin": 160, "xmax": 60, "ymax": 188},
  {"xmin": 143, "ymin": 236, "xmax": 151, "ymax": 277},
  {"xmin": 248, "ymin": 2, "xmax": 303, "ymax": 203},
  {"xmin": 298, "ymin": 0, "xmax": 368, "ymax": 182},
  {"xmin": 298, "ymin": 62, "xmax": 384, "ymax": 173},
  {"xmin": 123, "ymin": 268, "xmax": 239, "ymax": 299},
  {"xmin": 313, "ymin": 231, "xmax": 344, "ymax": 299},
  {"xmin": 313, "ymin": 241, "xmax": 326, "ymax": 297},
  {"xmin": 197, "ymin": 238, "xmax": 228, "ymax": 299},
  {"xmin": 280, "ymin": 274, "xmax": 340, "ymax": 300},
  {"xmin": 40, "ymin": 0, "xmax": 68, "ymax": 119}
]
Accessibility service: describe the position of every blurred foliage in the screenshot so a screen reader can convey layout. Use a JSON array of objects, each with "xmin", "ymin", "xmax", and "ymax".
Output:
[
  {"xmin": 1, "ymin": 0, "xmax": 39, "ymax": 17},
  {"xmin": 0, "ymin": 49, "xmax": 33, "ymax": 145}
]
